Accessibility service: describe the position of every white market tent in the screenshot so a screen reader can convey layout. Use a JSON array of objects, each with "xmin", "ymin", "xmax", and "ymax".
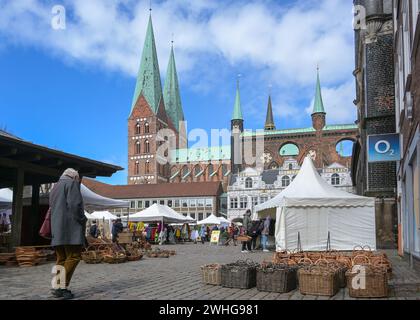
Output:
[
  {"xmin": 197, "ymin": 214, "xmax": 222, "ymax": 226},
  {"xmin": 0, "ymin": 188, "xmax": 13, "ymax": 209},
  {"xmin": 255, "ymin": 156, "xmax": 376, "ymax": 251},
  {"xmin": 218, "ymin": 217, "xmax": 231, "ymax": 225},
  {"xmin": 88, "ymin": 211, "xmax": 118, "ymax": 220},
  {"xmin": 126, "ymin": 204, "xmax": 187, "ymax": 224},
  {"xmin": 81, "ymin": 184, "xmax": 129, "ymax": 211}
]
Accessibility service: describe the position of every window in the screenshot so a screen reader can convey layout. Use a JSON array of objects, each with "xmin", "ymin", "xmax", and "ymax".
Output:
[
  {"xmin": 145, "ymin": 200, "xmax": 150, "ymax": 208},
  {"xmin": 230, "ymin": 197, "xmax": 238, "ymax": 209},
  {"xmin": 198, "ymin": 213, "xmax": 204, "ymax": 221},
  {"xmin": 208, "ymin": 164, "xmax": 214, "ymax": 179},
  {"xmin": 144, "ymin": 122, "xmax": 150, "ymax": 134},
  {"xmin": 331, "ymin": 174, "xmax": 340, "ymax": 186},
  {"xmin": 194, "ymin": 165, "xmax": 202, "ymax": 176},
  {"xmin": 190, "ymin": 199, "xmax": 197, "ymax": 207},
  {"xmin": 182, "ymin": 213, "xmax": 188, "ymax": 217},
  {"xmin": 167, "ymin": 200, "xmax": 173, "ymax": 207},
  {"xmin": 135, "ymin": 141, "xmax": 141, "ymax": 154},
  {"xmin": 135, "ymin": 161, "xmax": 140, "ymax": 175},
  {"xmin": 130, "ymin": 201, "xmax": 135, "ymax": 209},
  {"xmin": 252, "ymin": 197, "xmax": 259, "ymax": 207},
  {"xmin": 288, "ymin": 163, "xmax": 293, "ymax": 170},
  {"xmin": 279, "ymin": 143, "xmax": 299, "ymax": 156},
  {"xmin": 174, "ymin": 199, "xmax": 180, "ymax": 208},
  {"xmin": 206, "ymin": 213, "xmax": 211, "ymax": 218},
  {"xmin": 182, "ymin": 199, "xmax": 188, "ymax": 208},
  {"xmin": 260, "ymin": 196, "xmax": 268, "ymax": 204},
  {"xmin": 245, "ymin": 177, "xmax": 253, "ymax": 188},
  {"xmin": 152, "ymin": 200, "xmax": 157, "ymax": 205},
  {"xmin": 206, "ymin": 199, "xmax": 213, "ymax": 207},
  {"xmin": 145, "ymin": 140, "xmax": 150, "ymax": 153},
  {"xmin": 190, "ymin": 213, "xmax": 196, "ymax": 220},
  {"xmin": 240, "ymin": 197, "xmax": 248, "ymax": 209},
  {"xmin": 282, "ymin": 176, "xmax": 291, "ymax": 187},
  {"xmin": 197, "ymin": 199, "xmax": 205, "ymax": 207},
  {"xmin": 159, "ymin": 200, "xmax": 165, "ymax": 205},
  {"xmin": 135, "ymin": 123, "xmax": 141, "ymax": 135},
  {"xmin": 137, "ymin": 200, "xmax": 143, "ymax": 209},
  {"xmin": 145, "ymin": 160, "xmax": 150, "ymax": 174}
]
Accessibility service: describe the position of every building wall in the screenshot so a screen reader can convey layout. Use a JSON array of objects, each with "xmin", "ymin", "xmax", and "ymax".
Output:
[{"xmin": 352, "ymin": 0, "xmax": 397, "ymax": 248}]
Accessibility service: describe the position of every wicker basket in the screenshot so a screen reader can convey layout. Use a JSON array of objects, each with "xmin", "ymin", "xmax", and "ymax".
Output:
[
  {"xmin": 81, "ymin": 246, "xmax": 104, "ymax": 264},
  {"xmin": 298, "ymin": 266, "xmax": 340, "ymax": 297},
  {"xmin": 221, "ymin": 261, "xmax": 258, "ymax": 289},
  {"xmin": 315, "ymin": 259, "xmax": 347, "ymax": 288},
  {"xmin": 346, "ymin": 266, "xmax": 388, "ymax": 298},
  {"xmin": 201, "ymin": 264, "xmax": 222, "ymax": 285},
  {"xmin": 257, "ymin": 264, "xmax": 297, "ymax": 293},
  {"xmin": 237, "ymin": 235, "xmax": 252, "ymax": 242}
]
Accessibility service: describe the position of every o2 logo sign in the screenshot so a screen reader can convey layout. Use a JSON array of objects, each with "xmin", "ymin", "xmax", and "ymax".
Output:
[{"xmin": 367, "ymin": 134, "xmax": 401, "ymax": 163}]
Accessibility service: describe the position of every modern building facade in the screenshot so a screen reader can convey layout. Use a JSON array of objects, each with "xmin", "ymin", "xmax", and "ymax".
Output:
[
  {"xmin": 352, "ymin": 0, "xmax": 398, "ymax": 248},
  {"xmin": 393, "ymin": 0, "xmax": 420, "ymax": 269},
  {"xmin": 227, "ymin": 158, "xmax": 354, "ymax": 221}
]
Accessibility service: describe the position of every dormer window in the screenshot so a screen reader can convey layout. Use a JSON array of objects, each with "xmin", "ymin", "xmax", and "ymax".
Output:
[{"xmin": 245, "ymin": 177, "xmax": 253, "ymax": 189}]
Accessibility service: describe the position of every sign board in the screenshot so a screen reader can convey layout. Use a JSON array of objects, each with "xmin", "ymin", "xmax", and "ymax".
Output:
[
  {"xmin": 210, "ymin": 231, "xmax": 220, "ymax": 244},
  {"xmin": 367, "ymin": 133, "xmax": 401, "ymax": 163}
]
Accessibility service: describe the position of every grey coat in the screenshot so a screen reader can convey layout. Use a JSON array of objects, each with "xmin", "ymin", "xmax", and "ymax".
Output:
[
  {"xmin": 50, "ymin": 176, "xmax": 87, "ymax": 247},
  {"xmin": 243, "ymin": 213, "xmax": 252, "ymax": 233}
]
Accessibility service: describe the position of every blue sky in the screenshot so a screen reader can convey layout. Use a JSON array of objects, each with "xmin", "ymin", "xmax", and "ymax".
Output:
[{"xmin": 0, "ymin": 0, "xmax": 356, "ymax": 184}]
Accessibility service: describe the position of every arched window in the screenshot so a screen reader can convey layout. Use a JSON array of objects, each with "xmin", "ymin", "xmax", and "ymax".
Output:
[
  {"xmin": 288, "ymin": 163, "xmax": 293, "ymax": 170},
  {"xmin": 182, "ymin": 165, "xmax": 189, "ymax": 176},
  {"xmin": 135, "ymin": 161, "xmax": 140, "ymax": 175},
  {"xmin": 135, "ymin": 123, "xmax": 141, "ymax": 135},
  {"xmin": 279, "ymin": 143, "xmax": 300, "ymax": 157},
  {"xmin": 331, "ymin": 174, "xmax": 340, "ymax": 185},
  {"xmin": 195, "ymin": 165, "xmax": 202, "ymax": 176},
  {"xmin": 145, "ymin": 160, "xmax": 150, "ymax": 174},
  {"xmin": 282, "ymin": 176, "xmax": 291, "ymax": 187},
  {"xmin": 208, "ymin": 164, "xmax": 214, "ymax": 179},
  {"xmin": 245, "ymin": 177, "xmax": 253, "ymax": 189},
  {"xmin": 135, "ymin": 141, "xmax": 141, "ymax": 154},
  {"xmin": 144, "ymin": 122, "xmax": 150, "ymax": 134},
  {"xmin": 145, "ymin": 140, "xmax": 150, "ymax": 154}
]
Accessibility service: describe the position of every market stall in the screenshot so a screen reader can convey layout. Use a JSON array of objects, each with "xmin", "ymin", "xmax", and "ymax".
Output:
[
  {"xmin": 0, "ymin": 189, "xmax": 12, "ymax": 210},
  {"xmin": 197, "ymin": 214, "xmax": 222, "ymax": 225},
  {"xmin": 255, "ymin": 156, "xmax": 376, "ymax": 251}
]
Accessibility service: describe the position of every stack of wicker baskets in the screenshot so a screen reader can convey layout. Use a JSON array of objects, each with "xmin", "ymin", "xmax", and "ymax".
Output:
[
  {"xmin": 256, "ymin": 263, "xmax": 298, "ymax": 293},
  {"xmin": 81, "ymin": 246, "xmax": 104, "ymax": 264},
  {"xmin": 0, "ymin": 253, "xmax": 17, "ymax": 266},
  {"xmin": 15, "ymin": 247, "xmax": 42, "ymax": 267},
  {"xmin": 221, "ymin": 260, "xmax": 259, "ymax": 289},
  {"xmin": 201, "ymin": 264, "xmax": 222, "ymax": 285}
]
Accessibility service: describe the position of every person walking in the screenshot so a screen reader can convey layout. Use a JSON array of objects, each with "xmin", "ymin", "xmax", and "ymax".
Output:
[
  {"xmin": 249, "ymin": 220, "xmax": 261, "ymax": 250},
  {"xmin": 200, "ymin": 225, "xmax": 207, "ymax": 244},
  {"xmin": 241, "ymin": 210, "xmax": 252, "ymax": 253},
  {"xmin": 261, "ymin": 216, "xmax": 271, "ymax": 252},
  {"xmin": 49, "ymin": 168, "xmax": 86, "ymax": 300},
  {"xmin": 111, "ymin": 218, "xmax": 124, "ymax": 243}
]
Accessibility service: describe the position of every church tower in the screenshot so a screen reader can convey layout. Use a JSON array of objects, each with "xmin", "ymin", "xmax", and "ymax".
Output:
[
  {"xmin": 264, "ymin": 95, "xmax": 276, "ymax": 131},
  {"xmin": 231, "ymin": 78, "xmax": 244, "ymax": 175},
  {"xmin": 311, "ymin": 68, "xmax": 326, "ymax": 131},
  {"xmin": 128, "ymin": 14, "xmax": 172, "ymax": 185}
]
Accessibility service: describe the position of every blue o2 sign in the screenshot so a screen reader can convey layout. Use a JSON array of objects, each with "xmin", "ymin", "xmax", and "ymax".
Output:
[{"xmin": 367, "ymin": 133, "xmax": 401, "ymax": 163}]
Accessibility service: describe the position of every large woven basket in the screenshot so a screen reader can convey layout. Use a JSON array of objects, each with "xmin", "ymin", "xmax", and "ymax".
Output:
[
  {"xmin": 201, "ymin": 264, "xmax": 222, "ymax": 285},
  {"xmin": 221, "ymin": 261, "xmax": 258, "ymax": 289},
  {"xmin": 346, "ymin": 266, "xmax": 388, "ymax": 298},
  {"xmin": 257, "ymin": 264, "xmax": 297, "ymax": 293},
  {"xmin": 298, "ymin": 266, "xmax": 340, "ymax": 297},
  {"xmin": 81, "ymin": 246, "xmax": 104, "ymax": 264},
  {"xmin": 315, "ymin": 259, "xmax": 348, "ymax": 288}
]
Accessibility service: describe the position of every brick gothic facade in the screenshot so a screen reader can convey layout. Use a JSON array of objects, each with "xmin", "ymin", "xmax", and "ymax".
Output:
[{"xmin": 352, "ymin": 0, "xmax": 397, "ymax": 248}]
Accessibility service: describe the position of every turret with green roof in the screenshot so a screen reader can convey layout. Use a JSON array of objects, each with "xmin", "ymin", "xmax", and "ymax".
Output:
[
  {"xmin": 231, "ymin": 79, "xmax": 243, "ymax": 121},
  {"xmin": 131, "ymin": 14, "xmax": 163, "ymax": 114},
  {"xmin": 163, "ymin": 44, "xmax": 185, "ymax": 133},
  {"xmin": 311, "ymin": 68, "xmax": 326, "ymax": 130}
]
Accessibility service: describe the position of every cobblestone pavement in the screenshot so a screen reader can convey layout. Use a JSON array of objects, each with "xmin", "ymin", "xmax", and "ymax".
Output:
[{"xmin": 0, "ymin": 243, "xmax": 419, "ymax": 300}]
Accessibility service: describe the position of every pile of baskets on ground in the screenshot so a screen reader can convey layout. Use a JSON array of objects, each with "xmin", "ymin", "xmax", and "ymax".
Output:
[{"xmin": 201, "ymin": 246, "xmax": 392, "ymax": 298}]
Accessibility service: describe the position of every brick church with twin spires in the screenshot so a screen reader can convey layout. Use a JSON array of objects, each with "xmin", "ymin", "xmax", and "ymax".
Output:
[{"xmin": 127, "ymin": 13, "xmax": 358, "ymax": 191}]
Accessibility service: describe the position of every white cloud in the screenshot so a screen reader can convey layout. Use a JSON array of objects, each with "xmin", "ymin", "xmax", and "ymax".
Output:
[{"xmin": 0, "ymin": 0, "xmax": 357, "ymax": 124}]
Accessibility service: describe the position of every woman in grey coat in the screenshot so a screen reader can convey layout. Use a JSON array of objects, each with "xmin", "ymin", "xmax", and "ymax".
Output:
[{"xmin": 49, "ymin": 168, "xmax": 86, "ymax": 300}]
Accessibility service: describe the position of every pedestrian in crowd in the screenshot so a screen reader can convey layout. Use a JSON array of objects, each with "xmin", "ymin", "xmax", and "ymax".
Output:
[
  {"xmin": 200, "ymin": 225, "xmax": 207, "ymax": 244},
  {"xmin": 225, "ymin": 223, "xmax": 237, "ymax": 246},
  {"xmin": 112, "ymin": 218, "xmax": 124, "ymax": 243},
  {"xmin": 89, "ymin": 220, "xmax": 100, "ymax": 238},
  {"xmin": 261, "ymin": 216, "xmax": 271, "ymax": 252},
  {"xmin": 49, "ymin": 168, "xmax": 86, "ymax": 300},
  {"xmin": 241, "ymin": 210, "xmax": 253, "ymax": 253},
  {"xmin": 249, "ymin": 220, "xmax": 261, "ymax": 250}
]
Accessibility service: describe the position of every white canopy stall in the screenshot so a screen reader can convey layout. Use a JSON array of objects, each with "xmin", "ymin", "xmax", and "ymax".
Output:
[
  {"xmin": 255, "ymin": 156, "xmax": 376, "ymax": 251},
  {"xmin": 80, "ymin": 184, "xmax": 129, "ymax": 211},
  {"xmin": 126, "ymin": 204, "xmax": 187, "ymax": 224},
  {"xmin": 197, "ymin": 214, "xmax": 222, "ymax": 226}
]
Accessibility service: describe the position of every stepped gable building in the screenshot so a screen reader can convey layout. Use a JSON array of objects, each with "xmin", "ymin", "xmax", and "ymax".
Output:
[{"xmin": 128, "ymin": 14, "xmax": 231, "ymax": 187}]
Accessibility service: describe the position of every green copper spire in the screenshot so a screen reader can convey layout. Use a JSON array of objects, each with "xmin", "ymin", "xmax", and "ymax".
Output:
[
  {"xmin": 232, "ymin": 79, "xmax": 243, "ymax": 120},
  {"xmin": 312, "ymin": 68, "xmax": 326, "ymax": 114},
  {"xmin": 163, "ymin": 44, "xmax": 184, "ymax": 132},
  {"xmin": 264, "ymin": 95, "xmax": 276, "ymax": 131},
  {"xmin": 131, "ymin": 15, "xmax": 163, "ymax": 113}
]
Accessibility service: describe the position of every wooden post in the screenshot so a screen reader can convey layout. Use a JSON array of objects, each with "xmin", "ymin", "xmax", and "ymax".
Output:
[
  {"xmin": 30, "ymin": 184, "xmax": 41, "ymax": 245},
  {"xmin": 11, "ymin": 168, "xmax": 24, "ymax": 248}
]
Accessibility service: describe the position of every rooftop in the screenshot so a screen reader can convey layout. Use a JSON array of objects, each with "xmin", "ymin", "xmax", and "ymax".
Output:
[{"xmin": 241, "ymin": 124, "xmax": 358, "ymax": 137}]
